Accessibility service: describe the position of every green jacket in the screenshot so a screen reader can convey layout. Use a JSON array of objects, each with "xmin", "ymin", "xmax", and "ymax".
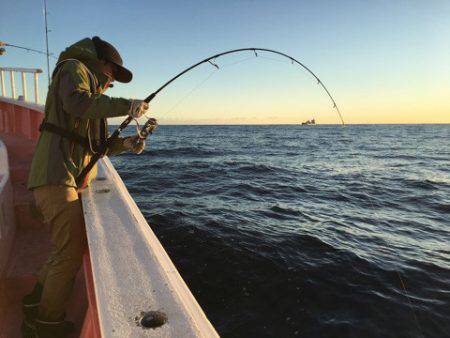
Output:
[{"xmin": 27, "ymin": 38, "xmax": 132, "ymax": 190}]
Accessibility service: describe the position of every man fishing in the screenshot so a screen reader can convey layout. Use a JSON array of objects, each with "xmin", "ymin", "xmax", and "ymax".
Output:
[{"xmin": 22, "ymin": 36, "xmax": 148, "ymax": 337}]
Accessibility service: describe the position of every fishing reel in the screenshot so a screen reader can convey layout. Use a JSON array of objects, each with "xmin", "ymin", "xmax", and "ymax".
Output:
[{"xmin": 135, "ymin": 117, "xmax": 158, "ymax": 145}]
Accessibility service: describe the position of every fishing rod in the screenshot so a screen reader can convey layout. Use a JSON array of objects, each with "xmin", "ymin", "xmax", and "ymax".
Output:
[
  {"xmin": 0, "ymin": 41, "xmax": 55, "ymax": 58},
  {"xmin": 76, "ymin": 47, "xmax": 343, "ymax": 186}
]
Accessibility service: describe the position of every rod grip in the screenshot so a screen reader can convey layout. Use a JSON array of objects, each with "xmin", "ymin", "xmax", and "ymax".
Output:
[{"xmin": 144, "ymin": 92, "xmax": 156, "ymax": 103}]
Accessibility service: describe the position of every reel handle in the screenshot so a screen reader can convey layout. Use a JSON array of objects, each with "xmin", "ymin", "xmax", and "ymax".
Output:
[{"xmin": 133, "ymin": 117, "xmax": 158, "ymax": 146}]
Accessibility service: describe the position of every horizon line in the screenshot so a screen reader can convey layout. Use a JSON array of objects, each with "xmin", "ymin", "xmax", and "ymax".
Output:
[{"xmin": 111, "ymin": 122, "xmax": 450, "ymax": 126}]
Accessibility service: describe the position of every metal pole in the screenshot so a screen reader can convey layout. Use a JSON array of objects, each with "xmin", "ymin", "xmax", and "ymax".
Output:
[
  {"xmin": 34, "ymin": 73, "xmax": 39, "ymax": 103},
  {"xmin": 43, "ymin": 0, "xmax": 51, "ymax": 83},
  {"xmin": 0, "ymin": 71, "xmax": 5, "ymax": 96},
  {"xmin": 21, "ymin": 72, "xmax": 27, "ymax": 101},
  {"xmin": 10, "ymin": 71, "xmax": 16, "ymax": 99}
]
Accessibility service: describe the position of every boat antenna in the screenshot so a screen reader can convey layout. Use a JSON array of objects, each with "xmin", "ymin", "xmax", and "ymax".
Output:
[{"xmin": 43, "ymin": 0, "xmax": 51, "ymax": 82}]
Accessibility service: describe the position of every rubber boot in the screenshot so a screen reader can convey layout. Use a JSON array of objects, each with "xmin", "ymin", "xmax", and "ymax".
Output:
[
  {"xmin": 34, "ymin": 317, "xmax": 75, "ymax": 338},
  {"xmin": 22, "ymin": 283, "xmax": 43, "ymax": 320},
  {"xmin": 21, "ymin": 283, "xmax": 44, "ymax": 337},
  {"xmin": 21, "ymin": 317, "xmax": 37, "ymax": 338}
]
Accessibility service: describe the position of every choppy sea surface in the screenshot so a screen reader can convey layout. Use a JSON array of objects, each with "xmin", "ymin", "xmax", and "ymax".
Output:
[{"xmin": 110, "ymin": 124, "xmax": 450, "ymax": 338}]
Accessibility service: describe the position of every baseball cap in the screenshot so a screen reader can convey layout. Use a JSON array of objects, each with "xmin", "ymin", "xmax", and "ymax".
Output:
[{"xmin": 92, "ymin": 36, "xmax": 133, "ymax": 83}]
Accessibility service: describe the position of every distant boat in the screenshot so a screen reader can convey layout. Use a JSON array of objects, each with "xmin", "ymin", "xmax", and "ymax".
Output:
[{"xmin": 301, "ymin": 118, "xmax": 316, "ymax": 125}]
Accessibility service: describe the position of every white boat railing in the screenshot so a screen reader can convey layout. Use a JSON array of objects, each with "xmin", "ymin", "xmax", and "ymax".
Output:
[
  {"xmin": 83, "ymin": 159, "xmax": 219, "ymax": 337},
  {"xmin": 0, "ymin": 67, "xmax": 42, "ymax": 104}
]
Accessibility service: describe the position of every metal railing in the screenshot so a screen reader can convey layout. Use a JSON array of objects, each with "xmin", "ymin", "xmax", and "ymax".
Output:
[{"xmin": 0, "ymin": 67, "xmax": 42, "ymax": 104}]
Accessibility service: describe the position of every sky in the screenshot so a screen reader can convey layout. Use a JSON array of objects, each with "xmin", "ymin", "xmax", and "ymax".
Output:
[{"xmin": 1, "ymin": 0, "xmax": 449, "ymax": 124}]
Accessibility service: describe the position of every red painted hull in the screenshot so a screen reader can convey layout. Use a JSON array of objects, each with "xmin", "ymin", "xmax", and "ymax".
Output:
[{"xmin": 0, "ymin": 100, "xmax": 100, "ymax": 337}]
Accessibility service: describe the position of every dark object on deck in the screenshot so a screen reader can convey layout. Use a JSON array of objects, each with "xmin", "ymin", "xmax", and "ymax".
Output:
[{"xmin": 136, "ymin": 310, "xmax": 168, "ymax": 329}]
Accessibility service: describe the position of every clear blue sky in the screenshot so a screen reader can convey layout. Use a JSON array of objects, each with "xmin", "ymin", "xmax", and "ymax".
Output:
[{"xmin": 1, "ymin": 0, "xmax": 449, "ymax": 124}]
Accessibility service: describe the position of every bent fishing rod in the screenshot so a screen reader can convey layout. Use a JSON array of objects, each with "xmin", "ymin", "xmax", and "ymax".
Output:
[{"xmin": 76, "ymin": 48, "xmax": 343, "ymax": 186}]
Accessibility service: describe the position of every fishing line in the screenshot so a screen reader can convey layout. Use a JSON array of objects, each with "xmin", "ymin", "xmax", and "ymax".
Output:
[
  {"xmin": 259, "ymin": 55, "xmax": 315, "ymax": 81},
  {"xmin": 337, "ymin": 123, "xmax": 425, "ymax": 337},
  {"xmin": 106, "ymin": 46, "xmax": 421, "ymax": 333},
  {"xmin": 258, "ymin": 55, "xmax": 290, "ymax": 64},
  {"xmin": 132, "ymin": 117, "xmax": 143, "ymax": 138},
  {"xmin": 78, "ymin": 48, "xmax": 345, "ymax": 203},
  {"xmin": 158, "ymin": 68, "xmax": 219, "ymax": 117},
  {"xmin": 219, "ymin": 55, "xmax": 257, "ymax": 68},
  {"xmin": 159, "ymin": 54, "xmax": 272, "ymax": 118},
  {"xmin": 139, "ymin": 47, "xmax": 422, "ymax": 335}
]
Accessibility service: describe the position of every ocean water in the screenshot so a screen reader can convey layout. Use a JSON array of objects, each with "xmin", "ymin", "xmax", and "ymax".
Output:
[{"xmin": 110, "ymin": 124, "xmax": 450, "ymax": 338}]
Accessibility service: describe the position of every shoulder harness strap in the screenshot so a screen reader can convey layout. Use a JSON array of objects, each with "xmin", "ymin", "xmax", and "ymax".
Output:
[{"xmin": 39, "ymin": 122, "xmax": 90, "ymax": 149}]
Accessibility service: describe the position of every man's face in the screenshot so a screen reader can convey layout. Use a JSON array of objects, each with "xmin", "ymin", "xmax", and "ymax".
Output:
[
  {"xmin": 98, "ymin": 60, "xmax": 116, "ymax": 93},
  {"xmin": 99, "ymin": 60, "xmax": 115, "ymax": 82}
]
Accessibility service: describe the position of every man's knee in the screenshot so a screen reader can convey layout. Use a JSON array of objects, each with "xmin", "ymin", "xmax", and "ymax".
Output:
[
  {"xmin": 46, "ymin": 253, "xmax": 84, "ymax": 279},
  {"xmin": 51, "ymin": 198, "xmax": 87, "ymax": 253}
]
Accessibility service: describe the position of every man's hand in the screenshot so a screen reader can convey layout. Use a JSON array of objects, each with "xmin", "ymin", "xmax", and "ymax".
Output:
[
  {"xmin": 123, "ymin": 135, "xmax": 146, "ymax": 154},
  {"xmin": 129, "ymin": 99, "xmax": 149, "ymax": 118}
]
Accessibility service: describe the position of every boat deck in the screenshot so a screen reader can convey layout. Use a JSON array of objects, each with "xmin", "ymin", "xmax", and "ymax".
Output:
[{"xmin": 0, "ymin": 132, "xmax": 86, "ymax": 337}]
